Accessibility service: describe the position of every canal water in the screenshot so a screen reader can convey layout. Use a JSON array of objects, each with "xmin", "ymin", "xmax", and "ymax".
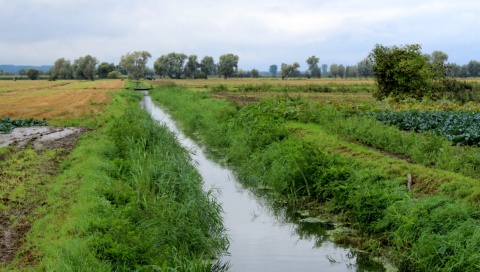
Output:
[{"xmin": 141, "ymin": 92, "xmax": 384, "ymax": 272}]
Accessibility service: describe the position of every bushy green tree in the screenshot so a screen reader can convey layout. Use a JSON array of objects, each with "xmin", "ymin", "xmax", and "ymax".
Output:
[
  {"xmin": 251, "ymin": 69, "xmax": 259, "ymax": 78},
  {"xmin": 107, "ymin": 70, "xmax": 122, "ymax": 79},
  {"xmin": 184, "ymin": 55, "xmax": 199, "ymax": 78},
  {"xmin": 73, "ymin": 55, "xmax": 98, "ymax": 80},
  {"xmin": 369, "ymin": 44, "xmax": 435, "ymax": 100},
  {"xmin": 306, "ymin": 56, "xmax": 321, "ymax": 78},
  {"xmin": 357, "ymin": 58, "xmax": 373, "ymax": 77},
  {"xmin": 346, "ymin": 65, "xmax": 357, "ymax": 78},
  {"xmin": 97, "ymin": 62, "xmax": 115, "ymax": 79},
  {"xmin": 51, "ymin": 58, "xmax": 73, "ymax": 80},
  {"xmin": 119, "ymin": 51, "xmax": 152, "ymax": 79},
  {"xmin": 467, "ymin": 60, "xmax": 480, "ymax": 77},
  {"xmin": 269, "ymin": 64, "xmax": 278, "ymax": 77},
  {"xmin": 26, "ymin": 69, "xmax": 40, "ymax": 80},
  {"xmin": 280, "ymin": 62, "xmax": 300, "ymax": 79},
  {"xmin": 218, "ymin": 54, "xmax": 239, "ymax": 79},
  {"xmin": 200, "ymin": 56, "xmax": 216, "ymax": 76},
  {"xmin": 153, "ymin": 52, "xmax": 187, "ymax": 79}
]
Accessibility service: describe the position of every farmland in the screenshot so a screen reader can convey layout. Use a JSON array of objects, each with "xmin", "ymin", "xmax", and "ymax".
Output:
[
  {"xmin": 0, "ymin": 80, "xmax": 228, "ymax": 271},
  {"xmin": 2, "ymin": 77, "xmax": 480, "ymax": 271},
  {"xmin": 149, "ymin": 77, "xmax": 480, "ymax": 271}
]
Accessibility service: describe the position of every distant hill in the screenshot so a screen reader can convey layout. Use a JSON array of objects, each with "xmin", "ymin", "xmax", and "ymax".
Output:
[{"xmin": 0, "ymin": 64, "xmax": 52, "ymax": 74}]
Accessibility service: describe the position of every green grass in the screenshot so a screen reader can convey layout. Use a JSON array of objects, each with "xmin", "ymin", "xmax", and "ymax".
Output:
[
  {"xmin": 3, "ymin": 84, "xmax": 228, "ymax": 271},
  {"xmin": 148, "ymin": 83, "xmax": 480, "ymax": 271}
]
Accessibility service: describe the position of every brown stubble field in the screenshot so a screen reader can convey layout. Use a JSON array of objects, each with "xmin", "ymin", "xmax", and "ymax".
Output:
[{"xmin": 0, "ymin": 80, "xmax": 124, "ymax": 121}]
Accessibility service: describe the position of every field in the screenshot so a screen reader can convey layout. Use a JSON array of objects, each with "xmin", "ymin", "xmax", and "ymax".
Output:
[
  {"xmin": 148, "ymin": 78, "xmax": 480, "ymax": 271},
  {"xmin": 3, "ymin": 77, "xmax": 480, "ymax": 271},
  {"xmin": 0, "ymin": 80, "xmax": 228, "ymax": 271},
  {"xmin": 0, "ymin": 80, "xmax": 123, "ymax": 124}
]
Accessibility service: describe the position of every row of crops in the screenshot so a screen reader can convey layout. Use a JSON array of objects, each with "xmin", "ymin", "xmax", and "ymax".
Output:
[
  {"xmin": 368, "ymin": 110, "xmax": 480, "ymax": 146},
  {"xmin": 0, "ymin": 116, "xmax": 47, "ymax": 133}
]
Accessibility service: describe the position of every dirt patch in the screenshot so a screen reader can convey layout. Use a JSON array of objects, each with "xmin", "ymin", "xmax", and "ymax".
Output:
[
  {"xmin": 0, "ymin": 126, "xmax": 88, "ymax": 150},
  {"xmin": 0, "ymin": 126, "xmax": 88, "ymax": 265}
]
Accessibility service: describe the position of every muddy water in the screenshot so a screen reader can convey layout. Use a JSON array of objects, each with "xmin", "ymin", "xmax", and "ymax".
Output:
[{"xmin": 141, "ymin": 92, "xmax": 384, "ymax": 272}]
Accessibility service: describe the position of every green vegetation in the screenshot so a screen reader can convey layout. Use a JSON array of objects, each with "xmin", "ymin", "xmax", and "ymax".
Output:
[
  {"xmin": 369, "ymin": 110, "xmax": 480, "ymax": 146},
  {"xmin": 2, "ymin": 85, "xmax": 227, "ymax": 271},
  {"xmin": 149, "ymin": 83, "xmax": 480, "ymax": 271},
  {"xmin": 0, "ymin": 116, "xmax": 47, "ymax": 133}
]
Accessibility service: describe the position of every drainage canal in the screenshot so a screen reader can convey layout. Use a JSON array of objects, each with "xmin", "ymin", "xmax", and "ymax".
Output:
[{"xmin": 141, "ymin": 92, "xmax": 385, "ymax": 272}]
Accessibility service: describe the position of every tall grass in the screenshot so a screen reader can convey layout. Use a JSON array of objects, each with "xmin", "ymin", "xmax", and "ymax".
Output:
[
  {"xmin": 14, "ymin": 88, "xmax": 228, "ymax": 271},
  {"xmin": 149, "ymin": 83, "xmax": 480, "ymax": 271}
]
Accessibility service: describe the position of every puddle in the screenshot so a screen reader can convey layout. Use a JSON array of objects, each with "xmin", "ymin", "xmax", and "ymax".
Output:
[{"xmin": 142, "ymin": 92, "xmax": 385, "ymax": 272}]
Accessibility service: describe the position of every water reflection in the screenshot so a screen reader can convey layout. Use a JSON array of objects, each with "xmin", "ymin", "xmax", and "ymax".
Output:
[{"xmin": 141, "ymin": 92, "xmax": 385, "ymax": 272}]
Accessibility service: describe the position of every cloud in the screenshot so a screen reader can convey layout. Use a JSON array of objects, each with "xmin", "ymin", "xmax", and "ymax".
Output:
[{"xmin": 1, "ymin": 0, "xmax": 479, "ymax": 69}]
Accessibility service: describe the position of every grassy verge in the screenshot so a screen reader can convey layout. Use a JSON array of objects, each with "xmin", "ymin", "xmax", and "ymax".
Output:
[
  {"xmin": 149, "ymin": 83, "xmax": 480, "ymax": 271},
  {"xmin": 2, "ymin": 84, "xmax": 228, "ymax": 271}
]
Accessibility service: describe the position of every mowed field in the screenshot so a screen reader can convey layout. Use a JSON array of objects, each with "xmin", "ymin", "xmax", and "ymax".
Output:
[{"xmin": 0, "ymin": 80, "xmax": 124, "ymax": 121}]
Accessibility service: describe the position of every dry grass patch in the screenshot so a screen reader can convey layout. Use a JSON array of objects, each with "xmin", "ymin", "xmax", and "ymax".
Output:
[{"xmin": 0, "ymin": 80, "xmax": 124, "ymax": 120}]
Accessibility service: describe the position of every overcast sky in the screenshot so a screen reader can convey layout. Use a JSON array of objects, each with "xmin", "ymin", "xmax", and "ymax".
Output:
[{"xmin": 1, "ymin": 0, "xmax": 479, "ymax": 70}]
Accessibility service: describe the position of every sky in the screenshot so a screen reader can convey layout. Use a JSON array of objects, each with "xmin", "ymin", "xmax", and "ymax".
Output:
[{"xmin": 1, "ymin": 0, "xmax": 479, "ymax": 71}]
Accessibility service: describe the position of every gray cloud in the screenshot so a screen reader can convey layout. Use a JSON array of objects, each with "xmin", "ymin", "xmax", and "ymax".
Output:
[{"xmin": 1, "ymin": 0, "xmax": 479, "ymax": 69}]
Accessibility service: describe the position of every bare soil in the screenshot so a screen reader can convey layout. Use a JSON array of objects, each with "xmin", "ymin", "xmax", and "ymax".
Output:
[
  {"xmin": 0, "ymin": 126, "xmax": 87, "ymax": 265},
  {"xmin": 0, "ymin": 126, "xmax": 88, "ymax": 150}
]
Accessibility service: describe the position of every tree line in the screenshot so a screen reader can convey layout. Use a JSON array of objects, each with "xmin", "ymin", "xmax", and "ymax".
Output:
[{"xmin": 6, "ymin": 47, "xmax": 480, "ymax": 81}]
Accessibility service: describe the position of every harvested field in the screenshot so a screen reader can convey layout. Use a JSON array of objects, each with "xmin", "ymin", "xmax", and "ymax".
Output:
[{"xmin": 0, "ymin": 80, "xmax": 124, "ymax": 120}]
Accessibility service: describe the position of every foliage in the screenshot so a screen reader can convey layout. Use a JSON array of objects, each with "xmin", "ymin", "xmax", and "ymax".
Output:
[
  {"xmin": 0, "ymin": 116, "xmax": 47, "ymax": 133},
  {"xmin": 26, "ymin": 68, "xmax": 40, "ymax": 80},
  {"xmin": 153, "ymin": 52, "xmax": 188, "ymax": 79},
  {"xmin": 269, "ymin": 64, "xmax": 278, "ymax": 77},
  {"xmin": 50, "ymin": 58, "xmax": 73, "ymax": 80},
  {"xmin": 217, "ymin": 53, "xmax": 239, "ymax": 79},
  {"xmin": 369, "ymin": 44, "xmax": 434, "ymax": 100},
  {"xmin": 106, "ymin": 70, "xmax": 122, "ymax": 79},
  {"xmin": 280, "ymin": 62, "xmax": 300, "ymax": 79},
  {"xmin": 306, "ymin": 56, "xmax": 321, "ymax": 78},
  {"xmin": 97, "ymin": 62, "xmax": 115, "ymax": 79},
  {"xmin": 357, "ymin": 57, "xmax": 374, "ymax": 77},
  {"xmin": 200, "ymin": 56, "xmax": 216, "ymax": 76},
  {"xmin": 119, "ymin": 51, "xmax": 152, "ymax": 80},
  {"xmin": 73, "ymin": 55, "xmax": 98, "ymax": 80},
  {"xmin": 329, "ymin": 64, "xmax": 345, "ymax": 78},
  {"xmin": 184, "ymin": 54, "xmax": 199, "ymax": 78},
  {"xmin": 22, "ymin": 89, "xmax": 228, "ymax": 271},
  {"xmin": 250, "ymin": 68, "xmax": 259, "ymax": 78},
  {"xmin": 369, "ymin": 110, "xmax": 480, "ymax": 146},
  {"xmin": 149, "ymin": 85, "xmax": 480, "ymax": 271}
]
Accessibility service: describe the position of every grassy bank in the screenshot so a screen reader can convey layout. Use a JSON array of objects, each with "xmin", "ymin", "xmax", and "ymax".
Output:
[
  {"xmin": 2, "ymin": 85, "xmax": 228, "ymax": 271},
  {"xmin": 149, "ymin": 83, "xmax": 480, "ymax": 271}
]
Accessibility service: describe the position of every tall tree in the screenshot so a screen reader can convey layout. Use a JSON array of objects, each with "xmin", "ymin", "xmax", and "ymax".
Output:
[
  {"xmin": 97, "ymin": 62, "xmax": 116, "ymax": 79},
  {"xmin": 280, "ymin": 62, "xmax": 300, "ymax": 79},
  {"xmin": 51, "ymin": 58, "xmax": 73, "ymax": 80},
  {"xmin": 153, "ymin": 52, "xmax": 188, "ymax": 79},
  {"xmin": 346, "ymin": 65, "xmax": 357, "ymax": 78},
  {"xmin": 184, "ymin": 55, "xmax": 199, "ymax": 78},
  {"xmin": 357, "ymin": 58, "xmax": 374, "ymax": 77},
  {"xmin": 73, "ymin": 55, "xmax": 98, "ymax": 80},
  {"xmin": 269, "ymin": 64, "xmax": 278, "ymax": 77},
  {"xmin": 306, "ymin": 56, "xmax": 321, "ymax": 78},
  {"xmin": 119, "ymin": 51, "xmax": 152, "ymax": 79},
  {"xmin": 18, "ymin": 69, "xmax": 27, "ymax": 78},
  {"xmin": 218, "ymin": 54, "xmax": 239, "ymax": 79},
  {"xmin": 26, "ymin": 69, "xmax": 40, "ymax": 80},
  {"xmin": 200, "ymin": 56, "xmax": 216, "ymax": 76},
  {"xmin": 429, "ymin": 51, "xmax": 449, "ymax": 78},
  {"xmin": 251, "ymin": 69, "xmax": 259, "ymax": 78},
  {"xmin": 467, "ymin": 60, "xmax": 480, "ymax": 77},
  {"xmin": 369, "ymin": 44, "xmax": 435, "ymax": 100},
  {"xmin": 329, "ymin": 64, "xmax": 339, "ymax": 78}
]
